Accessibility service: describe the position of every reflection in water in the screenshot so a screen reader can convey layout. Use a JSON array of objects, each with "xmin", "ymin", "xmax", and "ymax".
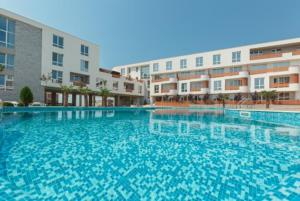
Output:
[{"xmin": 0, "ymin": 109, "xmax": 299, "ymax": 200}]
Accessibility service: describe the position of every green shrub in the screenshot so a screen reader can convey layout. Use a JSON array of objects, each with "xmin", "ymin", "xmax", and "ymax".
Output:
[
  {"xmin": 18, "ymin": 102, "xmax": 25, "ymax": 107},
  {"xmin": 20, "ymin": 86, "xmax": 33, "ymax": 106},
  {"xmin": 3, "ymin": 102, "xmax": 14, "ymax": 107}
]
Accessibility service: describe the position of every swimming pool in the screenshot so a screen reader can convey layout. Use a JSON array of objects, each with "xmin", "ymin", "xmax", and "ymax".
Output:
[{"xmin": 1, "ymin": 108, "xmax": 299, "ymax": 200}]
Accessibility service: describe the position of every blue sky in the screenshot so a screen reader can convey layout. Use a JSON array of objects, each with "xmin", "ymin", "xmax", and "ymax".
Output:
[{"xmin": 1, "ymin": 0, "xmax": 300, "ymax": 68}]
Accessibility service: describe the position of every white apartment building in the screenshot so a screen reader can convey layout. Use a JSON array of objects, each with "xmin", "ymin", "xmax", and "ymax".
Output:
[
  {"xmin": 0, "ymin": 9, "xmax": 144, "ymax": 106},
  {"xmin": 97, "ymin": 68, "xmax": 144, "ymax": 106},
  {"xmin": 113, "ymin": 38, "xmax": 300, "ymax": 103}
]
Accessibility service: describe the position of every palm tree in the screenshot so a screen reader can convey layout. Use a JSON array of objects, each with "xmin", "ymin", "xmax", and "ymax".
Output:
[
  {"xmin": 217, "ymin": 93, "xmax": 229, "ymax": 108},
  {"xmin": 98, "ymin": 88, "xmax": 111, "ymax": 107},
  {"xmin": 60, "ymin": 85, "xmax": 73, "ymax": 107},
  {"xmin": 260, "ymin": 90, "xmax": 277, "ymax": 109},
  {"xmin": 78, "ymin": 86, "xmax": 91, "ymax": 107}
]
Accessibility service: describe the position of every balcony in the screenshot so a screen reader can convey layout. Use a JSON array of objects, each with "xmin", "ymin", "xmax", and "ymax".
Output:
[
  {"xmin": 161, "ymin": 88, "xmax": 177, "ymax": 95},
  {"xmin": 250, "ymin": 52, "xmax": 282, "ymax": 60},
  {"xmin": 249, "ymin": 66, "xmax": 289, "ymax": 75},
  {"xmin": 270, "ymin": 83, "xmax": 289, "ymax": 88},
  {"xmin": 292, "ymin": 49, "xmax": 300, "ymax": 56},
  {"xmin": 210, "ymin": 71, "xmax": 248, "ymax": 78},
  {"xmin": 178, "ymin": 74, "xmax": 209, "ymax": 81},
  {"xmin": 152, "ymin": 77, "xmax": 177, "ymax": 83},
  {"xmin": 126, "ymin": 88, "xmax": 134, "ymax": 92}
]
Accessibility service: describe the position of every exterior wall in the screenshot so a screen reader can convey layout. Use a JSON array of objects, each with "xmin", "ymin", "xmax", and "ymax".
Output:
[
  {"xmin": 97, "ymin": 71, "xmax": 144, "ymax": 97},
  {"xmin": 0, "ymin": 8, "xmax": 100, "ymax": 103},
  {"xmin": 112, "ymin": 38, "xmax": 300, "ymax": 102},
  {"xmin": 0, "ymin": 17, "xmax": 43, "ymax": 102}
]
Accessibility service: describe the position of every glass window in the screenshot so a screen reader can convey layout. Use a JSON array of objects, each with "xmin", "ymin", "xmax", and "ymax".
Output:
[
  {"xmin": 0, "ymin": 75, "xmax": 4, "ymax": 86},
  {"xmin": 232, "ymin": 51, "xmax": 241, "ymax": 62},
  {"xmin": 0, "ymin": 16, "xmax": 6, "ymax": 30},
  {"xmin": 214, "ymin": 80, "xmax": 222, "ymax": 91},
  {"xmin": 52, "ymin": 70, "xmax": 63, "ymax": 83},
  {"xmin": 180, "ymin": 59, "xmax": 187, "ymax": 69},
  {"xmin": 153, "ymin": 63, "xmax": 159, "ymax": 72},
  {"xmin": 141, "ymin": 66, "xmax": 150, "ymax": 79},
  {"xmin": 154, "ymin": 85, "xmax": 159, "ymax": 93},
  {"xmin": 121, "ymin": 68, "xmax": 125, "ymax": 75},
  {"xmin": 8, "ymin": 20, "xmax": 15, "ymax": 33},
  {"xmin": 0, "ymin": 53, "xmax": 5, "ymax": 64},
  {"xmin": 166, "ymin": 61, "xmax": 172, "ymax": 70},
  {"xmin": 81, "ymin": 44, "xmax": 89, "ymax": 56},
  {"xmin": 0, "ymin": 17, "xmax": 15, "ymax": 49},
  {"xmin": 52, "ymin": 52, "xmax": 63, "ymax": 66},
  {"xmin": 0, "ymin": 30, "xmax": 6, "ymax": 43},
  {"xmin": 254, "ymin": 78, "xmax": 264, "ymax": 89},
  {"xmin": 181, "ymin": 83, "xmax": 187, "ymax": 92},
  {"xmin": 113, "ymin": 81, "xmax": 118, "ymax": 90},
  {"xmin": 53, "ymin": 34, "xmax": 64, "ymax": 48},
  {"xmin": 7, "ymin": 54, "xmax": 14, "ymax": 68},
  {"xmin": 196, "ymin": 57, "xmax": 203, "ymax": 67},
  {"xmin": 213, "ymin": 54, "xmax": 221, "ymax": 65},
  {"xmin": 80, "ymin": 60, "xmax": 89, "ymax": 72}
]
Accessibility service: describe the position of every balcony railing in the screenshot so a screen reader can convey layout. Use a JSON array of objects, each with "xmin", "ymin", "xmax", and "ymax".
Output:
[
  {"xmin": 249, "ymin": 66, "xmax": 289, "ymax": 75},
  {"xmin": 178, "ymin": 75, "xmax": 208, "ymax": 81},
  {"xmin": 270, "ymin": 83, "xmax": 289, "ymax": 88},
  {"xmin": 250, "ymin": 52, "xmax": 282, "ymax": 60},
  {"xmin": 126, "ymin": 88, "xmax": 133, "ymax": 92},
  {"xmin": 152, "ymin": 78, "xmax": 171, "ymax": 83},
  {"xmin": 210, "ymin": 72, "xmax": 239, "ymax": 78},
  {"xmin": 292, "ymin": 49, "xmax": 300, "ymax": 56},
  {"xmin": 225, "ymin": 86, "xmax": 240, "ymax": 90}
]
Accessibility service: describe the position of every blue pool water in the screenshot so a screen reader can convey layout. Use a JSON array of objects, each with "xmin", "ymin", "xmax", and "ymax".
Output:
[{"xmin": 0, "ymin": 108, "xmax": 299, "ymax": 200}]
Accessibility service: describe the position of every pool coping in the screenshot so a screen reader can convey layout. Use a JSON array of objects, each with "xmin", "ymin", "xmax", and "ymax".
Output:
[{"xmin": 225, "ymin": 108, "xmax": 300, "ymax": 114}]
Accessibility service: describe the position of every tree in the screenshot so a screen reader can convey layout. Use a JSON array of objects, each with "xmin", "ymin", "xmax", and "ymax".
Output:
[
  {"xmin": 0, "ymin": 64, "xmax": 5, "ymax": 72},
  {"xmin": 40, "ymin": 74, "xmax": 51, "ymax": 87},
  {"xmin": 260, "ymin": 90, "xmax": 277, "ymax": 109},
  {"xmin": 60, "ymin": 85, "xmax": 73, "ymax": 107},
  {"xmin": 217, "ymin": 93, "xmax": 229, "ymax": 108},
  {"xmin": 78, "ymin": 86, "xmax": 91, "ymax": 107},
  {"xmin": 203, "ymin": 93, "xmax": 210, "ymax": 104},
  {"xmin": 234, "ymin": 93, "xmax": 242, "ymax": 104},
  {"xmin": 251, "ymin": 91, "xmax": 259, "ymax": 105},
  {"xmin": 98, "ymin": 88, "xmax": 111, "ymax": 107},
  {"xmin": 20, "ymin": 86, "xmax": 33, "ymax": 106}
]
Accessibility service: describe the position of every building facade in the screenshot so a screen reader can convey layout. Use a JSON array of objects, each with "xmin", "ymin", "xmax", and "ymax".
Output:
[
  {"xmin": 0, "ymin": 9, "xmax": 145, "ymax": 106},
  {"xmin": 97, "ymin": 68, "xmax": 144, "ymax": 106},
  {"xmin": 113, "ymin": 38, "xmax": 300, "ymax": 104}
]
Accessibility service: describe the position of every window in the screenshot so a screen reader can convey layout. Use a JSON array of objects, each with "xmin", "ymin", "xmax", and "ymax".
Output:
[
  {"xmin": 180, "ymin": 59, "xmax": 187, "ymax": 69},
  {"xmin": 211, "ymin": 68, "xmax": 224, "ymax": 75},
  {"xmin": 0, "ymin": 53, "xmax": 14, "ymax": 69},
  {"xmin": 250, "ymin": 50, "xmax": 263, "ymax": 55},
  {"xmin": 141, "ymin": 66, "xmax": 150, "ymax": 79},
  {"xmin": 166, "ymin": 61, "xmax": 172, "ymax": 70},
  {"xmin": 196, "ymin": 57, "xmax": 203, "ymax": 67},
  {"xmin": 52, "ymin": 52, "xmax": 63, "ymax": 66},
  {"xmin": 213, "ymin": 54, "xmax": 221, "ymax": 65},
  {"xmin": 53, "ymin": 34, "xmax": 64, "ymax": 48},
  {"xmin": 272, "ymin": 48, "xmax": 281, "ymax": 53},
  {"xmin": 0, "ymin": 16, "xmax": 15, "ymax": 49},
  {"xmin": 0, "ymin": 75, "xmax": 4, "ymax": 86},
  {"xmin": 113, "ymin": 81, "xmax": 118, "ymax": 90},
  {"xmin": 227, "ymin": 79, "xmax": 241, "ymax": 86},
  {"xmin": 254, "ymin": 78, "xmax": 264, "ymax": 89},
  {"xmin": 278, "ymin": 92, "xmax": 289, "ymax": 100},
  {"xmin": 121, "ymin": 68, "xmax": 125, "ymax": 75},
  {"xmin": 154, "ymin": 85, "xmax": 159, "ymax": 93},
  {"xmin": 138, "ymin": 86, "xmax": 142, "ymax": 94},
  {"xmin": 273, "ymin": 77, "xmax": 289, "ymax": 84},
  {"xmin": 80, "ymin": 60, "xmax": 89, "ymax": 72},
  {"xmin": 153, "ymin": 63, "xmax": 159, "ymax": 72},
  {"xmin": 230, "ymin": 66, "xmax": 242, "ymax": 73},
  {"xmin": 232, "ymin": 51, "xmax": 241, "ymax": 62},
  {"xmin": 81, "ymin": 44, "xmax": 89, "ymax": 56},
  {"xmin": 52, "ymin": 70, "xmax": 63, "ymax": 83},
  {"xmin": 214, "ymin": 80, "xmax": 222, "ymax": 91},
  {"xmin": 181, "ymin": 83, "xmax": 187, "ymax": 92}
]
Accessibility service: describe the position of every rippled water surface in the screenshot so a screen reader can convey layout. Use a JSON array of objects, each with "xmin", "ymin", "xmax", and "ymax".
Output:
[{"xmin": 0, "ymin": 109, "xmax": 299, "ymax": 200}]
